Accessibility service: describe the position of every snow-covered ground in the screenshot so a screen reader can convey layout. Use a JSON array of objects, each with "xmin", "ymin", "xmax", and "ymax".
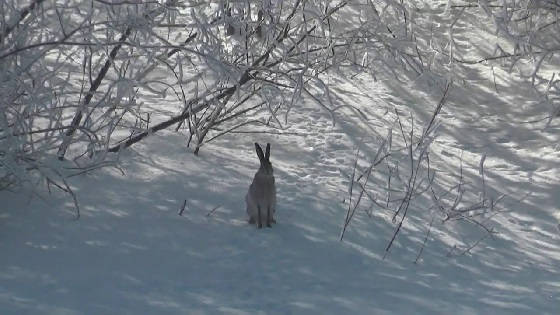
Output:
[{"xmin": 1, "ymin": 2, "xmax": 559, "ymax": 315}]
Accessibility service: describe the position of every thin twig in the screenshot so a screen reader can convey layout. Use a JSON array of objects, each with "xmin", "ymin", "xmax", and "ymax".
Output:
[
  {"xmin": 206, "ymin": 205, "xmax": 221, "ymax": 217},
  {"xmin": 179, "ymin": 199, "xmax": 187, "ymax": 216}
]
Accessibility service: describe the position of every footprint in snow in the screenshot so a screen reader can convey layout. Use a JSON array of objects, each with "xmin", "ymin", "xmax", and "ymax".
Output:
[
  {"xmin": 440, "ymin": 150, "xmax": 455, "ymax": 157},
  {"xmin": 495, "ymin": 136, "xmax": 511, "ymax": 144}
]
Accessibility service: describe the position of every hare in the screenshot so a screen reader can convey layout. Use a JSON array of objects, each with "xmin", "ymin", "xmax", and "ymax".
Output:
[{"xmin": 246, "ymin": 142, "xmax": 276, "ymax": 228}]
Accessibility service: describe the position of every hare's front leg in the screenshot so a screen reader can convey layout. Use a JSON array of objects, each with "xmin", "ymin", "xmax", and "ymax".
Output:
[
  {"xmin": 266, "ymin": 206, "xmax": 272, "ymax": 227},
  {"xmin": 257, "ymin": 206, "xmax": 262, "ymax": 229}
]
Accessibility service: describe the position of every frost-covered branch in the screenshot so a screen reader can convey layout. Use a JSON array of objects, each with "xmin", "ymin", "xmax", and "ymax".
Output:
[{"xmin": 339, "ymin": 80, "xmax": 506, "ymax": 259}]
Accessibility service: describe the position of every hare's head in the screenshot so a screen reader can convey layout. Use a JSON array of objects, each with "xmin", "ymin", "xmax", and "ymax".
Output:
[{"xmin": 255, "ymin": 142, "xmax": 273, "ymax": 175}]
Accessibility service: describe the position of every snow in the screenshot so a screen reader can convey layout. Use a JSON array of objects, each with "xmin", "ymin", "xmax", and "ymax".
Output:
[
  {"xmin": 2, "ymin": 91, "xmax": 558, "ymax": 314},
  {"xmin": 1, "ymin": 2, "xmax": 560, "ymax": 315}
]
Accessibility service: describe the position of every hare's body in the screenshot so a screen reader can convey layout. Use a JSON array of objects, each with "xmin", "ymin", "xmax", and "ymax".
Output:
[{"xmin": 246, "ymin": 143, "xmax": 276, "ymax": 228}]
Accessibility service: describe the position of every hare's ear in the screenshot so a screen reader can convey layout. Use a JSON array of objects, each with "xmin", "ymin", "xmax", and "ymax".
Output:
[
  {"xmin": 255, "ymin": 143, "xmax": 265, "ymax": 162},
  {"xmin": 265, "ymin": 143, "xmax": 271, "ymax": 160}
]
